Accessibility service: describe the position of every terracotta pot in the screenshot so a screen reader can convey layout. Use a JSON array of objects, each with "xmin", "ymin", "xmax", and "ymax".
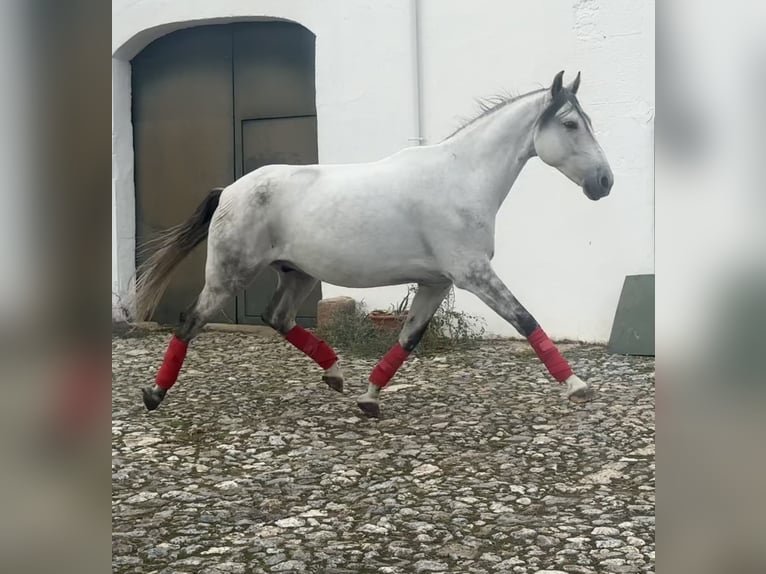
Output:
[
  {"xmin": 317, "ymin": 296, "xmax": 356, "ymax": 329},
  {"xmin": 368, "ymin": 311, "xmax": 407, "ymax": 332}
]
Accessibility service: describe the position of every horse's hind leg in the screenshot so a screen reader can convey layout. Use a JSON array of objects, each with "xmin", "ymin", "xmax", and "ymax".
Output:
[
  {"xmin": 142, "ymin": 263, "xmax": 257, "ymax": 411},
  {"xmin": 261, "ymin": 268, "xmax": 345, "ymax": 392},
  {"xmin": 357, "ymin": 282, "xmax": 451, "ymax": 418}
]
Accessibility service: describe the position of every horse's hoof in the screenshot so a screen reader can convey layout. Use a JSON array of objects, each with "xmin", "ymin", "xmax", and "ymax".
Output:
[
  {"xmin": 142, "ymin": 385, "xmax": 166, "ymax": 411},
  {"xmin": 322, "ymin": 375, "xmax": 344, "ymax": 393},
  {"xmin": 568, "ymin": 385, "xmax": 596, "ymax": 404},
  {"xmin": 356, "ymin": 396, "xmax": 381, "ymax": 419}
]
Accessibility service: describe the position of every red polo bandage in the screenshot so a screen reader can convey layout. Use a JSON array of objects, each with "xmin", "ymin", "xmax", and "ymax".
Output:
[
  {"xmin": 528, "ymin": 327, "xmax": 572, "ymax": 383},
  {"xmin": 155, "ymin": 335, "xmax": 189, "ymax": 390},
  {"xmin": 370, "ymin": 343, "xmax": 410, "ymax": 388},
  {"xmin": 284, "ymin": 326, "xmax": 338, "ymax": 370}
]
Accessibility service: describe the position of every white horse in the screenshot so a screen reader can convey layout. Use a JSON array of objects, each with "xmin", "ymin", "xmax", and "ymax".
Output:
[{"xmin": 136, "ymin": 71, "xmax": 614, "ymax": 418}]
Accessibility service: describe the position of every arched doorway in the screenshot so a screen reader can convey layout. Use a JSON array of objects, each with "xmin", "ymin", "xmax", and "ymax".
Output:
[{"xmin": 132, "ymin": 21, "xmax": 320, "ymax": 326}]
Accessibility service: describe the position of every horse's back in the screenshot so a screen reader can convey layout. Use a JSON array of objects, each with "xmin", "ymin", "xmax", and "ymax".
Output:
[{"xmin": 207, "ymin": 149, "xmax": 460, "ymax": 287}]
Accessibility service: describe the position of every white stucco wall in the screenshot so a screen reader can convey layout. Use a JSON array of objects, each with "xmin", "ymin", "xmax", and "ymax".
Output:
[{"xmin": 112, "ymin": 0, "xmax": 654, "ymax": 341}]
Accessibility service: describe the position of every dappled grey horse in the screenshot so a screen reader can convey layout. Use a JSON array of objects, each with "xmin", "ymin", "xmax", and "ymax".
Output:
[{"xmin": 135, "ymin": 71, "xmax": 614, "ymax": 418}]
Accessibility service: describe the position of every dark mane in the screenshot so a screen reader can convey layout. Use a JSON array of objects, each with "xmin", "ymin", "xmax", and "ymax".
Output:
[
  {"xmin": 444, "ymin": 85, "xmax": 590, "ymax": 141},
  {"xmin": 444, "ymin": 88, "xmax": 546, "ymax": 140}
]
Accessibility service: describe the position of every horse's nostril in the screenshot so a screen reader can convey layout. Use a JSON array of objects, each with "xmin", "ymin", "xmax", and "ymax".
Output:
[{"xmin": 600, "ymin": 176, "xmax": 610, "ymax": 189}]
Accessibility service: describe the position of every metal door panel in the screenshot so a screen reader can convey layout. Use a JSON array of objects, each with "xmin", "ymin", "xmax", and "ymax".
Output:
[
  {"xmin": 232, "ymin": 22, "xmax": 316, "ymax": 122},
  {"xmin": 132, "ymin": 26, "xmax": 236, "ymax": 325}
]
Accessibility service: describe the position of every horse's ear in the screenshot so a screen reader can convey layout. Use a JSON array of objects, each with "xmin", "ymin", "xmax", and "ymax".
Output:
[
  {"xmin": 569, "ymin": 71, "xmax": 581, "ymax": 94},
  {"xmin": 551, "ymin": 70, "xmax": 565, "ymax": 97}
]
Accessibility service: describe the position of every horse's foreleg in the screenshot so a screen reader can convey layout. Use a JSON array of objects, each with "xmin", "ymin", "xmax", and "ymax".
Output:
[
  {"xmin": 357, "ymin": 282, "xmax": 452, "ymax": 418},
  {"xmin": 261, "ymin": 269, "xmax": 345, "ymax": 392},
  {"xmin": 453, "ymin": 259, "xmax": 594, "ymax": 403}
]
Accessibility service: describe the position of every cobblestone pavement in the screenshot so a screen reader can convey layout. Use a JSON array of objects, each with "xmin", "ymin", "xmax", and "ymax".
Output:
[{"xmin": 112, "ymin": 330, "xmax": 655, "ymax": 574}]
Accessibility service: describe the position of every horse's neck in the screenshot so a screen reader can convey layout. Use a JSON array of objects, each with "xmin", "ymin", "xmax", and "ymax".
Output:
[{"xmin": 445, "ymin": 90, "xmax": 548, "ymax": 211}]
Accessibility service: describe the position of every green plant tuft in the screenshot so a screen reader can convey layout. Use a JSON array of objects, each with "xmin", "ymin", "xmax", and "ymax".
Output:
[{"xmin": 316, "ymin": 285, "xmax": 485, "ymax": 358}]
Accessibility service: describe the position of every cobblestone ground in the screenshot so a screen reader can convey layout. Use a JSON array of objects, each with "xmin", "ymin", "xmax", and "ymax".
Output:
[{"xmin": 112, "ymin": 330, "xmax": 655, "ymax": 574}]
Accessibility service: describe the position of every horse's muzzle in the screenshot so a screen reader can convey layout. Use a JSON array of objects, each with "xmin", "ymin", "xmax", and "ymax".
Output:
[{"xmin": 583, "ymin": 167, "xmax": 614, "ymax": 200}]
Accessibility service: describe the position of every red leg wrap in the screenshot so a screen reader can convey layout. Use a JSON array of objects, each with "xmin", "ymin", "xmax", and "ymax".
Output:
[
  {"xmin": 370, "ymin": 343, "xmax": 410, "ymax": 388},
  {"xmin": 284, "ymin": 326, "xmax": 338, "ymax": 370},
  {"xmin": 527, "ymin": 327, "xmax": 573, "ymax": 383},
  {"xmin": 155, "ymin": 335, "xmax": 189, "ymax": 390}
]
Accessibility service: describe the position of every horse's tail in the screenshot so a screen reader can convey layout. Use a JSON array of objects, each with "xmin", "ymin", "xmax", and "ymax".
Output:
[{"xmin": 133, "ymin": 187, "xmax": 224, "ymax": 322}]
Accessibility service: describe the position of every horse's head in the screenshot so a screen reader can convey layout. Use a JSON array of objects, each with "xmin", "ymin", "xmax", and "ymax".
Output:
[{"xmin": 533, "ymin": 71, "xmax": 614, "ymax": 201}]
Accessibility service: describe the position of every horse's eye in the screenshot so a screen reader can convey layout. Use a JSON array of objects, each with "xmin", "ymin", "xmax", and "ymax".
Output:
[{"xmin": 563, "ymin": 120, "xmax": 578, "ymax": 130}]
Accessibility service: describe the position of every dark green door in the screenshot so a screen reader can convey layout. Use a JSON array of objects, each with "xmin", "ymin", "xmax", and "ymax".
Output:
[{"xmin": 132, "ymin": 22, "xmax": 320, "ymax": 326}]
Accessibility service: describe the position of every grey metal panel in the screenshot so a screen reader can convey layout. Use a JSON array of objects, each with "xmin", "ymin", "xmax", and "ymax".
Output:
[
  {"xmin": 132, "ymin": 26, "xmax": 236, "ymax": 325},
  {"xmin": 241, "ymin": 116, "xmax": 318, "ymax": 172},
  {"xmin": 232, "ymin": 22, "xmax": 316, "ymax": 123},
  {"xmin": 608, "ymin": 274, "xmax": 655, "ymax": 356}
]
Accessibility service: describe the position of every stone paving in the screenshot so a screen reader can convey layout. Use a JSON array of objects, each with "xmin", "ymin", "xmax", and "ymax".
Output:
[{"xmin": 112, "ymin": 330, "xmax": 655, "ymax": 574}]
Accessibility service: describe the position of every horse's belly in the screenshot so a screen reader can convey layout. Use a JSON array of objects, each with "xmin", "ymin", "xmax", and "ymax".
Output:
[
  {"xmin": 285, "ymin": 238, "xmax": 443, "ymax": 288},
  {"xmin": 273, "ymin": 178, "xmax": 446, "ymax": 286},
  {"xmin": 313, "ymin": 264, "xmax": 443, "ymax": 289}
]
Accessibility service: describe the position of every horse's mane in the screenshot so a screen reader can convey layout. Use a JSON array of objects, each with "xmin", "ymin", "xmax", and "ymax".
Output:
[{"xmin": 444, "ymin": 88, "xmax": 547, "ymax": 141}]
